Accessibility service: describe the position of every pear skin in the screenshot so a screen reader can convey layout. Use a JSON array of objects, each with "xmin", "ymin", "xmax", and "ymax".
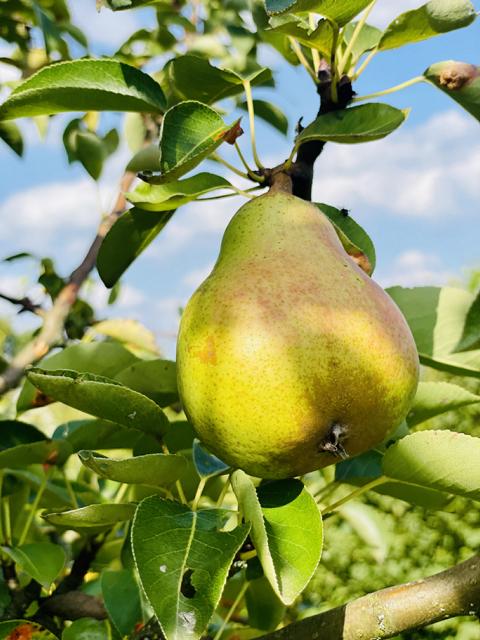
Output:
[{"xmin": 177, "ymin": 190, "xmax": 419, "ymax": 479}]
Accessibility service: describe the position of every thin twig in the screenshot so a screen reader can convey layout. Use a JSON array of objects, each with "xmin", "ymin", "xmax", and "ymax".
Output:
[
  {"xmin": 0, "ymin": 171, "xmax": 136, "ymax": 396},
  {"xmin": 0, "ymin": 292, "xmax": 43, "ymax": 316}
]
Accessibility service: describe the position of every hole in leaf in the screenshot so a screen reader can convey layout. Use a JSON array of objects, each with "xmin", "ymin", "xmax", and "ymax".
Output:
[{"xmin": 181, "ymin": 568, "xmax": 196, "ymax": 599}]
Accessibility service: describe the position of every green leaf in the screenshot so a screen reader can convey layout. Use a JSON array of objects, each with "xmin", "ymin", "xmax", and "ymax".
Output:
[
  {"xmin": 455, "ymin": 289, "xmax": 480, "ymax": 351},
  {"xmin": 158, "ymin": 101, "xmax": 241, "ymax": 181},
  {"xmin": 115, "ymin": 359, "xmax": 178, "ymax": 407},
  {"xmin": 297, "ymin": 103, "xmax": 408, "ymax": 145},
  {"xmin": 0, "ymin": 420, "xmax": 46, "ymax": 450},
  {"xmin": 126, "ymin": 144, "xmax": 161, "ymax": 172},
  {"xmin": 62, "ymin": 618, "xmax": 110, "ymax": 640},
  {"xmin": 0, "ymin": 440, "xmax": 71, "ymax": 469},
  {"xmin": 0, "ymin": 59, "xmax": 166, "ymax": 120},
  {"xmin": 383, "ymin": 430, "xmax": 480, "ymax": 501},
  {"xmin": 232, "ymin": 471, "xmax": 322, "ymax": 605},
  {"xmin": 17, "ymin": 342, "xmax": 138, "ymax": 412},
  {"xmin": 43, "ymin": 503, "xmax": 136, "ymax": 532},
  {"xmin": 407, "ymin": 381, "xmax": 480, "ymax": 427},
  {"xmin": 245, "ymin": 574, "xmax": 286, "ymax": 631},
  {"xmin": 342, "ymin": 22, "xmax": 382, "ymax": 65},
  {"xmin": 91, "ymin": 319, "xmax": 159, "ymax": 355},
  {"xmin": 0, "ymin": 621, "xmax": 58, "ymax": 639},
  {"xmin": 26, "ymin": 368, "xmax": 170, "ymax": 436},
  {"xmin": 127, "ymin": 173, "xmax": 234, "ymax": 211},
  {"xmin": 267, "ymin": 17, "xmax": 333, "ymax": 57},
  {"xmin": 378, "ymin": 0, "xmax": 476, "ymax": 51},
  {"xmin": 54, "ymin": 419, "xmax": 142, "ymax": 452},
  {"xmin": 132, "ymin": 495, "xmax": 250, "ymax": 640},
  {"xmin": 425, "ymin": 60, "xmax": 480, "ymax": 122},
  {"xmin": 388, "ymin": 286, "xmax": 480, "ymax": 378},
  {"xmin": 265, "ymin": 0, "xmax": 373, "ymax": 26},
  {"xmin": 2, "ymin": 543, "xmax": 66, "ymax": 587},
  {"xmin": 338, "ymin": 503, "xmax": 389, "ymax": 563},
  {"xmin": 78, "ymin": 450, "xmax": 187, "ymax": 486},
  {"xmin": 0, "ymin": 120, "xmax": 23, "ymax": 155},
  {"xmin": 316, "ymin": 203, "xmax": 376, "ymax": 275},
  {"xmin": 165, "ymin": 55, "xmax": 272, "ymax": 104},
  {"xmin": 239, "ymin": 99, "xmax": 289, "ymax": 135},
  {"xmin": 75, "ymin": 131, "xmax": 106, "ymax": 180},
  {"xmin": 97, "ymin": 207, "xmax": 174, "ymax": 288},
  {"xmin": 192, "ymin": 439, "xmax": 230, "ymax": 479},
  {"xmin": 101, "ymin": 569, "xmax": 143, "ymax": 637}
]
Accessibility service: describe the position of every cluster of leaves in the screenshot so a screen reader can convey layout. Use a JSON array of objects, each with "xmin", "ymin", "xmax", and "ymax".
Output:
[{"xmin": 0, "ymin": 0, "xmax": 480, "ymax": 638}]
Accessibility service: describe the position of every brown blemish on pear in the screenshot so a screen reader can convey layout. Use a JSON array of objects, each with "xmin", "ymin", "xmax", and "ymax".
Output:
[{"xmin": 438, "ymin": 62, "xmax": 479, "ymax": 90}]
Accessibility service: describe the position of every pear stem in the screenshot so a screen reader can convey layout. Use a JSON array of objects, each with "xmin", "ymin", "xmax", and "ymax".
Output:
[
  {"xmin": 268, "ymin": 171, "xmax": 293, "ymax": 194},
  {"xmin": 322, "ymin": 476, "xmax": 388, "ymax": 515}
]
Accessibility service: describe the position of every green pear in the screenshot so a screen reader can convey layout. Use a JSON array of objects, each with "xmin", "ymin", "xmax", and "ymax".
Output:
[{"xmin": 177, "ymin": 187, "xmax": 419, "ymax": 479}]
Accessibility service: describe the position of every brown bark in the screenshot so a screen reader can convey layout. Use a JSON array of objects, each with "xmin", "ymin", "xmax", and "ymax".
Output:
[{"xmin": 257, "ymin": 555, "xmax": 480, "ymax": 640}]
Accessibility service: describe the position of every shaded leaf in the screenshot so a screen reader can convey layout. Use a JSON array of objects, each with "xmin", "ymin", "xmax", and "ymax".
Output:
[
  {"xmin": 101, "ymin": 569, "xmax": 143, "ymax": 637},
  {"xmin": 239, "ymin": 99, "xmax": 289, "ymax": 135},
  {"xmin": 407, "ymin": 381, "xmax": 480, "ymax": 427},
  {"xmin": 62, "ymin": 618, "xmax": 110, "ymax": 640},
  {"xmin": 26, "ymin": 368, "xmax": 170, "ymax": 436},
  {"xmin": 265, "ymin": 0, "xmax": 373, "ymax": 27},
  {"xmin": 246, "ymin": 574, "xmax": 286, "ymax": 631},
  {"xmin": 192, "ymin": 439, "xmax": 230, "ymax": 479},
  {"xmin": 379, "ymin": 0, "xmax": 476, "ymax": 51},
  {"xmin": 455, "ymin": 288, "xmax": 480, "ymax": 351},
  {"xmin": 0, "ymin": 420, "xmax": 46, "ymax": 450},
  {"xmin": 297, "ymin": 103, "xmax": 408, "ymax": 144},
  {"xmin": 132, "ymin": 495, "xmax": 249, "ymax": 640},
  {"xmin": 342, "ymin": 22, "xmax": 382, "ymax": 65},
  {"xmin": 78, "ymin": 450, "xmax": 187, "ymax": 486},
  {"xmin": 425, "ymin": 60, "xmax": 480, "ymax": 122},
  {"xmin": 0, "ymin": 440, "xmax": 71, "ymax": 469},
  {"xmin": 232, "ymin": 471, "xmax": 322, "ymax": 605},
  {"xmin": 317, "ymin": 203, "xmax": 376, "ymax": 274},
  {"xmin": 115, "ymin": 359, "xmax": 178, "ymax": 407},
  {"xmin": 54, "ymin": 419, "xmax": 142, "ymax": 452},
  {"xmin": 2, "ymin": 543, "xmax": 66, "ymax": 587},
  {"xmin": 0, "ymin": 120, "xmax": 23, "ymax": 155},
  {"xmin": 127, "ymin": 173, "xmax": 234, "ymax": 211},
  {"xmin": 97, "ymin": 207, "xmax": 174, "ymax": 288},
  {"xmin": 0, "ymin": 59, "xmax": 166, "ymax": 120}
]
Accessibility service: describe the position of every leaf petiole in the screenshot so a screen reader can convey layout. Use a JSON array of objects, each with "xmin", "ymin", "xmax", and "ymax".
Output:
[{"xmin": 352, "ymin": 76, "xmax": 424, "ymax": 102}]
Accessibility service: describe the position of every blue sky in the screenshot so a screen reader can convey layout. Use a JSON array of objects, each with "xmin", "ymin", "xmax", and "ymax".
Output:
[{"xmin": 0, "ymin": 1, "xmax": 479, "ymax": 358}]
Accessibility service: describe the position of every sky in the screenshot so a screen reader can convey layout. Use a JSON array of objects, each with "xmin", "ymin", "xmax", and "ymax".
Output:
[{"xmin": 0, "ymin": 1, "xmax": 479, "ymax": 358}]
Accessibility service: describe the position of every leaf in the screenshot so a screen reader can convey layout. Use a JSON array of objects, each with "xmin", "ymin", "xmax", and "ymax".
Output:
[
  {"xmin": 0, "ymin": 121, "xmax": 23, "ymax": 155},
  {"xmin": 132, "ymin": 495, "xmax": 249, "ymax": 640},
  {"xmin": 378, "ymin": 0, "xmax": 476, "ymax": 51},
  {"xmin": 339, "ymin": 503, "xmax": 389, "ymax": 563},
  {"xmin": 97, "ymin": 207, "xmax": 174, "ymax": 288},
  {"xmin": 2, "ymin": 543, "xmax": 66, "ymax": 587},
  {"xmin": 75, "ymin": 131, "xmax": 106, "ymax": 180},
  {"xmin": 17, "ymin": 341, "xmax": 138, "ymax": 412},
  {"xmin": 0, "ymin": 59, "xmax": 166, "ymax": 120},
  {"xmin": 383, "ymin": 430, "xmax": 480, "ymax": 501},
  {"xmin": 126, "ymin": 144, "xmax": 161, "ymax": 173},
  {"xmin": 91, "ymin": 319, "xmax": 159, "ymax": 355},
  {"xmin": 239, "ymin": 99, "xmax": 289, "ymax": 135},
  {"xmin": 425, "ymin": 60, "xmax": 480, "ymax": 122},
  {"xmin": 62, "ymin": 618, "xmax": 110, "ymax": 640},
  {"xmin": 0, "ymin": 621, "xmax": 58, "ymax": 639},
  {"xmin": 115, "ymin": 359, "xmax": 178, "ymax": 407},
  {"xmin": 158, "ymin": 101, "xmax": 241, "ymax": 181},
  {"xmin": 54, "ymin": 419, "xmax": 142, "ymax": 452},
  {"xmin": 267, "ymin": 17, "xmax": 333, "ymax": 57},
  {"xmin": 192, "ymin": 439, "xmax": 230, "ymax": 479},
  {"xmin": 317, "ymin": 203, "xmax": 376, "ymax": 275},
  {"xmin": 231, "ymin": 471, "xmax": 322, "ymax": 605},
  {"xmin": 26, "ymin": 368, "xmax": 170, "ymax": 436},
  {"xmin": 245, "ymin": 574, "xmax": 286, "ymax": 631},
  {"xmin": 0, "ymin": 440, "xmax": 72, "ymax": 469},
  {"xmin": 265, "ymin": 0, "xmax": 373, "ymax": 27},
  {"xmin": 78, "ymin": 450, "xmax": 187, "ymax": 486},
  {"xmin": 43, "ymin": 503, "xmax": 136, "ymax": 532},
  {"xmin": 388, "ymin": 286, "xmax": 480, "ymax": 378},
  {"xmin": 165, "ymin": 55, "xmax": 272, "ymax": 104},
  {"xmin": 335, "ymin": 450, "xmax": 384, "ymax": 482},
  {"xmin": 297, "ymin": 103, "xmax": 408, "ymax": 145},
  {"xmin": 0, "ymin": 420, "xmax": 46, "ymax": 450},
  {"xmin": 407, "ymin": 381, "xmax": 480, "ymax": 427},
  {"xmin": 342, "ymin": 22, "xmax": 382, "ymax": 65},
  {"xmin": 127, "ymin": 173, "xmax": 234, "ymax": 211},
  {"xmin": 101, "ymin": 569, "xmax": 143, "ymax": 637},
  {"xmin": 455, "ymin": 289, "xmax": 480, "ymax": 351}
]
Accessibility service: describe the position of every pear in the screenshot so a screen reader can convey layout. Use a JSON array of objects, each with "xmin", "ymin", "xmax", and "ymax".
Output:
[{"xmin": 176, "ymin": 186, "xmax": 419, "ymax": 479}]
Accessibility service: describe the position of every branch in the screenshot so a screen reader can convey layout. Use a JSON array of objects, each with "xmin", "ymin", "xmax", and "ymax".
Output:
[
  {"xmin": 55, "ymin": 538, "xmax": 103, "ymax": 595},
  {"xmin": 40, "ymin": 592, "xmax": 106, "ymax": 621},
  {"xmin": 0, "ymin": 292, "xmax": 43, "ymax": 316},
  {"xmin": 257, "ymin": 555, "xmax": 480, "ymax": 640},
  {"xmin": 0, "ymin": 171, "xmax": 135, "ymax": 396},
  {"xmin": 290, "ymin": 63, "xmax": 354, "ymax": 201}
]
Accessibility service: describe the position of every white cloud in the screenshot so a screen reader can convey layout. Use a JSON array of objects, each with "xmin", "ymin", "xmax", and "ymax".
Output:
[
  {"xmin": 83, "ymin": 280, "xmax": 146, "ymax": 312},
  {"xmin": 312, "ymin": 110, "xmax": 480, "ymax": 218},
  {"xmin": 369, "ymin": 1, "xmax": 422, "ymax": 27},
  {"xmin": 379, "ymin": 250, "xmax": 454, "ymax": 288}
]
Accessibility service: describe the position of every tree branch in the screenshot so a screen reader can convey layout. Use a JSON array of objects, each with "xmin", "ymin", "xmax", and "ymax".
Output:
[
  {"xmin": 0, "ymin": 171, "xmax": 135, "ymax": 396},
  {"xmin": 0, "ymin": 292, "xmax": 43, "ymax": 316},
  {"xmin": 257, "ymin": 555, "xmax": 480, "ymax": 640},
  {"xmin": 40, "ymin": 592, "xmax": 106, "ymax": 621}
]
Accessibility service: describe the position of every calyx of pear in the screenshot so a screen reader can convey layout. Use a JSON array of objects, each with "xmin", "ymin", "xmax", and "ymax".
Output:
[{"xmin": 177, "ymin": 175, "xmax": 419, "ymax": 479}]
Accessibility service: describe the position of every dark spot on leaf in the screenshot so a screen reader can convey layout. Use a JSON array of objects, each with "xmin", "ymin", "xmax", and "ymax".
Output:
[
  {"xmin": 32, "ymin": 389, "xmax": 53, "ymax": 407},
  {"xmin": 180, "ymin": 568, "xmax": 196, "ymax": 598}
]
